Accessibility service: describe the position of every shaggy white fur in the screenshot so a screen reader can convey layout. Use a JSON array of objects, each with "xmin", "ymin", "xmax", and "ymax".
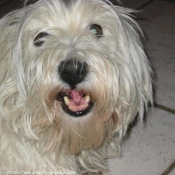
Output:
[{"xmin": 0, "ymin": 0, "xmax": 153, "ymax": 174}]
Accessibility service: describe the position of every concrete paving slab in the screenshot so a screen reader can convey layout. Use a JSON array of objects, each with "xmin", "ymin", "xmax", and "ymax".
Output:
[{"xmin": 108, "ymin": 108, "xmax": 175, "ymax": 175}]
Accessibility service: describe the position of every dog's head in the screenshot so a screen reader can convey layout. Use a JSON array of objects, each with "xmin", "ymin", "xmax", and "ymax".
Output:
[{"xmin": 0, "ymin": 0, "xmax": 152, "ymax": 154}]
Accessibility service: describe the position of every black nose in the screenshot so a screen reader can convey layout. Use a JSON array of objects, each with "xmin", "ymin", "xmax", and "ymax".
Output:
[{"xmin": 58, "ymin": 60, "xmax": 89, "ymax": 87}]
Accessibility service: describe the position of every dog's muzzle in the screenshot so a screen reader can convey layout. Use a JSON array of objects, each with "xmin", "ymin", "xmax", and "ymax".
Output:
[{"xmin": 56, "ymin": 60, "xmax": 94, "ymax": 117}]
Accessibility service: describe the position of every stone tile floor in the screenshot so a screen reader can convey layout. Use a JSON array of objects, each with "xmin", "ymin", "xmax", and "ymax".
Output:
[{"xmin": 0, "ymin": 0, "xmax": 175, "ymax": 174}]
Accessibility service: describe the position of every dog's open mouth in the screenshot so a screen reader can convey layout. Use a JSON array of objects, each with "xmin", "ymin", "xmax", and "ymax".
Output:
[{"xmin": 56, "ymin": 89, "xmax": 94, "ymax": 117}]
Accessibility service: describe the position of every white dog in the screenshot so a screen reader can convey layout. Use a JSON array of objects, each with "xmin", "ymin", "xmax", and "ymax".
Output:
[{"xmin": 0, "ymin": 0, "xmax": 153, "ymax": 174}]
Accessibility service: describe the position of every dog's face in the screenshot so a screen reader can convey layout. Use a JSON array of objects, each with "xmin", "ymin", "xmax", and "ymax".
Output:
[
  {"xmin": 0, "ymin": 0, "xmax": 152, "ymax": 154},
  {"xmin": 21, "ymin": 0, "xmax": 121, "ymax": 118}
]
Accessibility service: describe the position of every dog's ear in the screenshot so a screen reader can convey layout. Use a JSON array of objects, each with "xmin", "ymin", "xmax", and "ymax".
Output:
[
  {"xmin": 109, "ymin": 6, "xmax": 153, "ymax": 137},
  {"xmin": 0, "ymin": 11, "xmax": 23, "ymax": 120},
  {"xmin": 1, "ymin": 9, "xmax": 25, "ymax": 26}
]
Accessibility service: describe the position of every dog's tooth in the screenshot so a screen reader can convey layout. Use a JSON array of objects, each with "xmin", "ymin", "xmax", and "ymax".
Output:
[
  {"xmin": 64, "ymin": 96, "xmax": 70, "ymax": 105},
  {"xmin": 85, "ymin": 95, "xmax": 90, "ymax": 103}
]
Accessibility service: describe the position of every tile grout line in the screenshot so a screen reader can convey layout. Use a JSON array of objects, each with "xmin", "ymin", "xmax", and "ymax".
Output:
[
  {"xmin": 137, "ymin": 0, "xmax": 154, "ymax": 10},
  {"xmin": 160, "ymin": 160, "xmax": 175, "ymax": 175},
  {"xmin": 154, "ymin": 102, "xmax": 175, "ymax": 114}
]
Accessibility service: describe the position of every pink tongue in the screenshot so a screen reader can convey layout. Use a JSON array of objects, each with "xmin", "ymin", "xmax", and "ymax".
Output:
[
  {"xmin": 70, "ymin": 90, "xmax": 83, "ymax": 104},
  {"xmin": 68, "ymin": 90, "xmax": 88, "ymax": 112}
]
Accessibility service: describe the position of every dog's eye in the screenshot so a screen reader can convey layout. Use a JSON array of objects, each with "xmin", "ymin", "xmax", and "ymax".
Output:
[
  {"xmin": 34, "ymin": 32, "xmax": 50, "ymax": 47},
  {"xmin": 89, "ymin": 24, "xmax": 103, "ymax": 37}
]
